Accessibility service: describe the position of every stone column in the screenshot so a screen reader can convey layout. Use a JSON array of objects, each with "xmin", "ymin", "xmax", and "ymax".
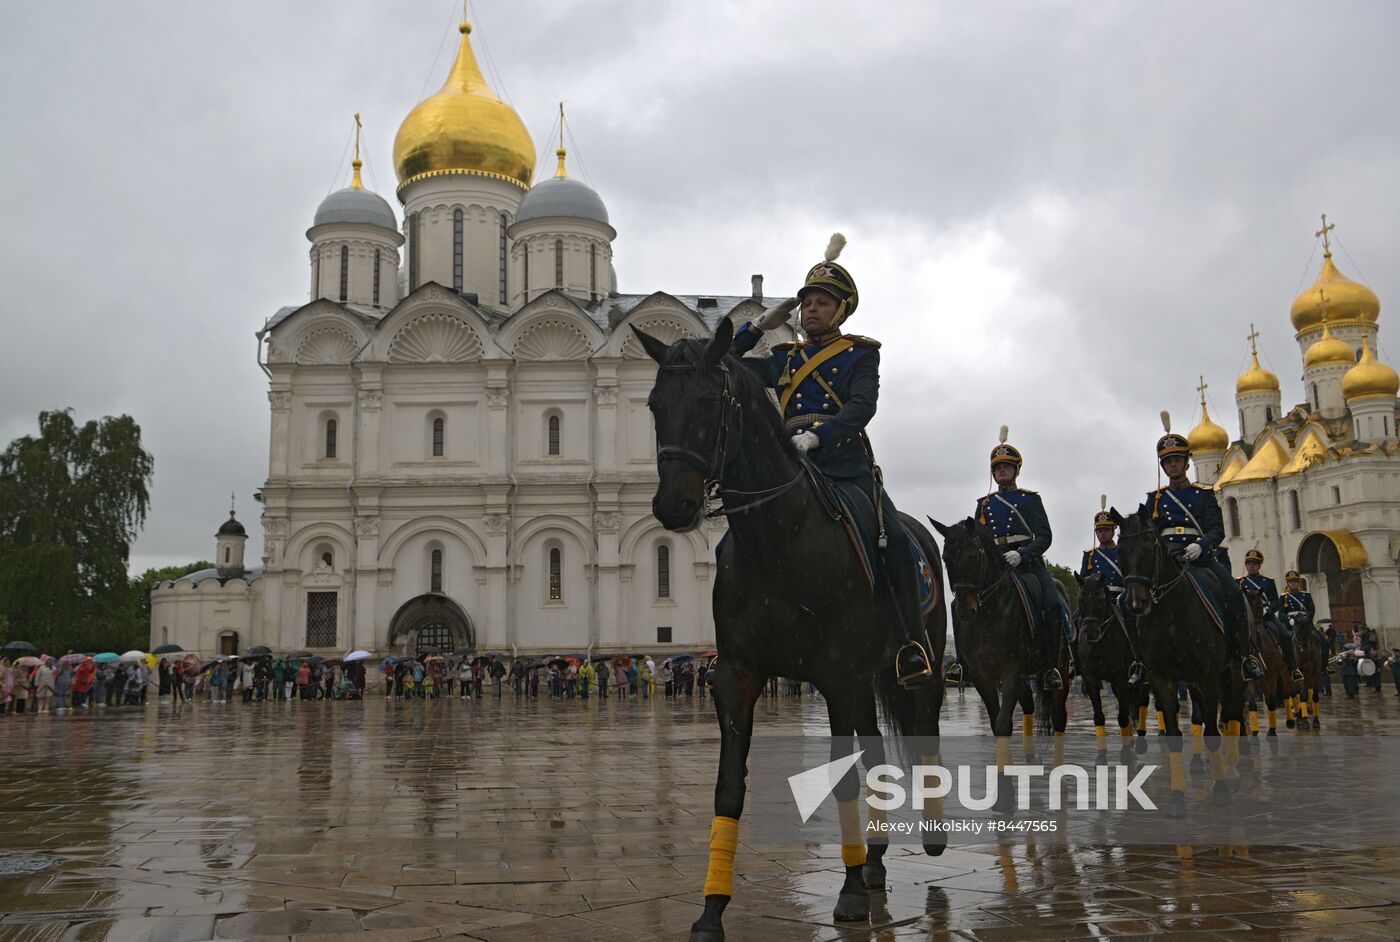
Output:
[
  {"xmin": 268, "ymin": 389, "xmax": 292, "ymax": 479},
  {"xmin": 483, "ymin": 513, "xmax": 510, "ymax": 650},
  {"xmin": 595, "ymin": 510, "xmax": 621, "ymax": 649}
]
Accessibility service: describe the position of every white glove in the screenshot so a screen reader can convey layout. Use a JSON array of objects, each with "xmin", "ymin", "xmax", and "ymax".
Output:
[
  {"xmin": 1183, "ymin": 542, "xmax": 1203, "ymax": 561},
  {"xmin": 791, "ymin": 431, "xmax": 819, "ymax": 453},
  {"xmin": 756, "ymin": 296, "xmax": 799, "ymax": 331},
  {"xmin": 1003, "ymin": 550, "xmax": 1022, "ymax": 567}
]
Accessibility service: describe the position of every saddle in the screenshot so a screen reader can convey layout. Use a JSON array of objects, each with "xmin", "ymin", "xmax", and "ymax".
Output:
[
  {"xmin": 1180, "ymin": 567, "xmax": 1227, "ymax": 634},
  {"xmin": 1008, "ymin": 570, "xmax": 1073, "ymax": 644},
  {"xmin": 807, "ymin": 464, "xmax": 938, "ymax": 618}
]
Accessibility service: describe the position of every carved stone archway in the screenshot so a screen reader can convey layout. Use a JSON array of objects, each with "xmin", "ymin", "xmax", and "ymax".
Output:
[{"xmin": 386, "ymin": 594, "xmax": 475, "ymax": 655}]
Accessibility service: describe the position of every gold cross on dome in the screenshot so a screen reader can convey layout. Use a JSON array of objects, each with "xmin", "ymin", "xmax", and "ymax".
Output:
[
  {"xmin": 1316, "ymin": 213, "xmax": 1335, "ymax": 253},
  {"xmin": 1247, "ymin": 323, "xmax": 1261, "ymax": 356},
  {"xmin": 1196, "ymin": 375, "xmax": 1208, "ymax": 405}
]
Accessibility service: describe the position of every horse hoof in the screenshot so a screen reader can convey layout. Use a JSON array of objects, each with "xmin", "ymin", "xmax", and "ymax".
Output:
[
  {"xmin": 1311, "ymin": 718, "xmax": 1321, "ymax": 730},
  {"xmin": 1267, "ymin": 728, "xmax": 1277, "ymax": 737},
  {"xmin": 833, "ymin": 889, "xmax": 870, "ymax": 922},
  {"xmin": 1134, "ymin": 737, "xmax": 1148, "ymax": 756},
  {"xmin": 1211, "ymin": 782, "xmax": 1231, "ymax": 807},
  {"xmin": 1119, "ymin": 745, "xmax": 1135, "ymax": 765},
  {"xmin": 994, "ymin": 784, "xmax": 1016, "ymax": 815},
  {"xmin": 1167, "ymin": 791, "xmax": 1186, "ymax": 819},
  {"xmin": 1189, "ymin": 755, "xmax": 1205, "ymax": 774},
  {"xmin": 924, "ymin": 833, "xmax": 948, "ymax": 857},
  {"xmin": 1298, "ymin": 719, "xmax": 1311, "ymax": 731},
  {"xmin": 1285, "ymin": 719, "xmax": 1295, "ymax": 729},
  {"xmin": 862, "ymin": 862, "xmax": 887, "ymax": 891},
  {"xmin": 689, "ymin": 924, "xmax": 724, "ymax": 942}
]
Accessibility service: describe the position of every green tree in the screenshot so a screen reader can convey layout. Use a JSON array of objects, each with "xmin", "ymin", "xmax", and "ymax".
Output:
[
  {"xmin": 131, "ymin": 561, "xmax": 212, "ymax": 647},
  {"xmin": 0, "ymin": 409, "xmax": 154, "ymax": 652},
  {"xmin": 1047, "ymin": 561, "xmax": 1080, "ymax": 610}
]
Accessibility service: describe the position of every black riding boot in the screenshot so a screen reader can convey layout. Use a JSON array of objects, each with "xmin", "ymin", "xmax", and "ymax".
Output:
[
  {"xmin": 1234, "ymin": 621, "xmax": 1265, "ymax": 682},
  {"xmin": 1275, "ymin": 622, "xmax": 1304, "ymax": 683},
  {"xmin": 887, "ymin": 564, "xmax": 932, "ymax": 687}
]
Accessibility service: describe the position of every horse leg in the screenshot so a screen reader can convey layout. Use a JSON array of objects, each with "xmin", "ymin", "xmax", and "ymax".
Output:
[
  {"xmin": 825, "ymin": 687, "xmax": 870, "ymax": 923},
  {"xmin": 1088, "ymin": 674, "xmax": 1108, "ymax": 761},
  {"xmin": 1154, "ymin": 676, "xmax": 1186, "ymax": 818},
  {"xmin": 992, "ymin": 666, "xmax": 1020, "ymax": 814},
  {"xmin": 853, "ymin": 693, "xmax": 889, "ymax": 890},
  {"xmin": 690, "ymin": 660, "xmax": 762, "ymax": 942},
  {"xmin": 1199, "ymin": 682, "xmax": 1230, "ymax": 808},
  {"xmin": 910, "ymin": 682, "xmax": 947, "ymax": 857}
]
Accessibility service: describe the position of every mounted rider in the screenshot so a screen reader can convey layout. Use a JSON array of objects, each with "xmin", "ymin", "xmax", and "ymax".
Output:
[
  {"xmin": 730, "ymin": 233, "xmax": 933, "ymax": 686},
  {"xmin": 1148, "ymin": 413, "xmax": 1265, "ymax": 682},
  {"xmin": 1280, "ymin": 569, "xmax": 1329, "ymax": 672},
  {"xmin": 1239, "ymin": 549, "xmax": 1304, "ymax": 683},
  {"xmin": 1079, "ymin": 497, "xmax": 1147, "ymax": 687},
  {"xmin": 976, "ymin": 427, "xmax": 1074, "ymax": 690}
]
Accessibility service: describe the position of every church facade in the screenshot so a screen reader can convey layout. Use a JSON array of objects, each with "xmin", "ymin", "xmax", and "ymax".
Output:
[
  {"xmin": 1186, "ymin": 222, "xmax": 1400, "ymax": 643},
  {"xmin": 150, "ymin": 18, "xmax": 791, "ymax": 658}
]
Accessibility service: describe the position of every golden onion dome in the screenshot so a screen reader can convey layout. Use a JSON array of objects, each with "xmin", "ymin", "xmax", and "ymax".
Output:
[
  {"xmin": 1236, "ymin": 350, "xmax": 1280, "ymax": 395},
  {"xmin": 1188, "ymin": 400, "xmax": 1229, "ymax": 453},
  {"xmin": 1303, "ymin": 319, "xmax": 1356, "ymax": 369},
  {"xmin": 393, "ymin": 21, "xmax": 536, "ymax": 191},
  {"xmin": 1342, "ymin": 333, "xmax": 1399, "ymax": 400},
  {"xmin": 1290, "ymin": 252, "xmax": 1380, "ymax": 332}
]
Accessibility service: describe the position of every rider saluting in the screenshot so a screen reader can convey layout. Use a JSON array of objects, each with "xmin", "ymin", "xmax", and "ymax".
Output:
[
  {"xmin": 1240, "ymin": 549, "xmax": 1304, "ymax": 683},
  {"xmin": 1149, "ymin": 413, "xmax": 1265, "ymax": 682},
  {"xmin": 731, "ymin": 233, "xmax": 933, "ymax": 686},
  {"xmin": 976, "ymin": 428, "xmax": 1074, "ymax": 690}
]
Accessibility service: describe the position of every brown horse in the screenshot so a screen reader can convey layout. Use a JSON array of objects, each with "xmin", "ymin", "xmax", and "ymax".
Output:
[
  {"xmin": 1244, "ymin": 589, "xmax": 1295, "ymax": 737},
  {"xmin": 1291, "ymin": 614, "xmax": 1324, "ymax": 732}
]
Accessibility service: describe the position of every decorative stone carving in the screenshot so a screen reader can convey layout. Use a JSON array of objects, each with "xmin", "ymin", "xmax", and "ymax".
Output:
[
  {"xmin": 357, "ymin": 389, "xmax": 383, "ymax": 410},
  {"xmin": 353, "ymin": 516, "xmax": 380, "ymax": 538},
  {"xmin": 704, "ymin": 515, "xmax": 729, "ymax": 531},
  {"xmin": 268, "ymin": 391, "xmax": 292, "ymax": 411},
  {"xmin": 513, "ymin": 318, "xmax": 592, "ymax": 360},
  {"xmin": 262, "ymin": 517, "xmax": 288, "ymax": 538},
  {"xmin": 622, "ymin": 318, "xmax": 697, "ymax": 358},
  {"xmin": 594, "ymin": 385, "xmax": 618, "ymax": 405},
  {"xmin": 388, "ymin": 313, "xmax": 484, "ymax": 363},
  {"xmin": 595, "ymin": 511, "xmax": 621, "ymax": 532},
  {"xmin": 483, "ymin": 513, "xmax": 511, "ymax": 534},
  {"xmin": 486, "ymin": 385, "xmax": 510, "ymax": 408},
  {"xmin": 295, "ymin": 327, "xmax": 360, "ymax": 365}
]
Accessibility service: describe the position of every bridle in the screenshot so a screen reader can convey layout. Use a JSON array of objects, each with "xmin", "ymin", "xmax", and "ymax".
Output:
[
  {"xmin": 950, "ymin": 530, "xmax": 1011, "ymax": 609},
  {"xmin": 654, "ymin": 357, "xmax": 804, "ymax": 517},
  {"xmin": 1121, "ymin": 525, "xmax": 1188, "ymax": 607}
]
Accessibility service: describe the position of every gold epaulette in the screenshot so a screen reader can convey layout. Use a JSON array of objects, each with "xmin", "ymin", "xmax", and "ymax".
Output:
[
  {"xmin": 1192, "ymin": 483, "xmax": 1213, "ymax": 490},
  {"xmin": 1017, "ymin": 488, "xmax": 1038, "ymax": 495},
  {"xmin": 846, "ymin": 334, "xmax": 881, "ymax": 349}
]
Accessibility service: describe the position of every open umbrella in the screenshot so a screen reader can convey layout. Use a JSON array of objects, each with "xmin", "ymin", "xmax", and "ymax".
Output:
[
  {"xmin": 670, "ymin": 653, "xmax": 694, "ymax": 664},
  {"xmin": 2, "ymin": 640, "xmax": 37, "ymax": 653},
  {"xmin": 308, "ymin": 655, "xmax": 325, "ymax": 667},
  {"xmin": 700, "ymin": 651, "xmax": 718, "ymax": 658},
  {"xmin": 247, "ymin": 644, "xmax": 272, "ymax": 656},
  {"xmin": 120, "ymin": 650, "xmax": 146, "ymax": 662},
  {"xmin": 288, "ymin": 650, "xmax": 313, "ymax": 659},
  {"xmin": 590, "ymin": 654, "xmax": 613, "ymax": 663},
  {"xmin": 57, "ymin": 652, "xmax": 89, "ymax": 666},
  {"xmin": 453, "ymin": 645, "xmax": 475, "ymax": 656},
  {"xmin": 344, "ymin": 649, "xmax": 372, "ymax": 662},
  {"xmin": 93, "ymin": 652, "xmax": 120, "ymax": 663},
  {"xmin": 14, "ymin": 656, "xmax": 41, "ymax": 668},
  {"xmin": 151, "ymin": 643, "xmax": 183, "ymax": 655}
]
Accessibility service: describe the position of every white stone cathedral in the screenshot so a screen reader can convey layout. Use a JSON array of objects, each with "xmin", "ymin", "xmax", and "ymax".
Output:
[
  {"xmin": 1185, "ymin": 220, "xmax": 1400, "ymax": 644},
  {"xmin": 150, "ymin": 17, "xmax": 791, "ymax": 658}
]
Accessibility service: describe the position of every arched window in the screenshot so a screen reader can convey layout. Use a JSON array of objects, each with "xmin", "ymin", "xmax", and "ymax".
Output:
[
  {"xmin": 1288, "ymin": 490, "xmax": 1301, "ymax": 531},
  {"xmin": 589, "ymin": 244, "xmax": 597, "ymax": 300},
  {"xmin": 656, "ymin": 543, "xmax": 671, "ymax": 599},
  {"xmin": 1226, "ymin": 497, "xmax": 1240, "ymax": 538},
  {"xmin": 339, "ymin": 245, "xmax": 349, "ymax": 302},
  {"xmin": 554, "ymin": 238, "xmax": 563, "ymax": 288},
  {"xmin": 1265, "ymin": 406, "xmax": 1274, "ymax": 423},
  {"xmin": 432, "ymin": 416, "xmax": 445, "ymax": 457},
  {"xmin": 431, "ymin": 548, "xmax": 443, "ymax": 593},
  {"xmin": 319, "ymin": 547, "xmax": 334, "ymax": 569},
  {"xmin": 224, "ymin": 547, "xmax": 231, "ymax": 564},
  {"xmin": 498, "ymin": 213, "xmax": 508, "ymax": 305},
  {"xmin": 1238, "ymin": 411, "xmax": 1245, "ymax": 438},
  {"xmin": 1311, "ymin": 383, "xmax": 1319, "ymax": 411},
  {"xmin": 453, "ymin": 208, "xmax": 464, "ymax": 291},
  {"xmin": 325, "ymin": 418, "xmax": 338, "ymax": 459},
  {"xmin": 547, "ymin": 413, "xmax": 561, "ymax": 456},
  {"xmin": 548, "ymin": 546, "xmax": 562, "ymax": 600},
  {"xmin": 373, "ymin": 248, "xmax": 381, "ymax": 305}
]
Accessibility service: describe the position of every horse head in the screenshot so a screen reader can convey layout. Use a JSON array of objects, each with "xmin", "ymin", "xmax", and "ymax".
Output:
[
  {"xmin": 1114, "ymin": 503, "xmax": 1176, "ymax": 617},
  {"xmin": 1077, "ymin": 571, "xmax": 1113, "ymax": 643},
  {"xmin": 635, "ymin": 320, "xmax": 739, "ymax": 531},
  {"xmin": 929, "ymin": 516, "xmax": 1004, "ymax": 618}
]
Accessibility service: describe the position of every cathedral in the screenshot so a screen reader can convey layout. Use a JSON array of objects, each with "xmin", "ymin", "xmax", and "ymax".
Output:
[
  {"xmin": 1187, "ymin": 219, "xmax": 1400, "ymax": 643},
  {"xmin": 150, "ymin": 17, "xmax": 793, "ymax": 658}
]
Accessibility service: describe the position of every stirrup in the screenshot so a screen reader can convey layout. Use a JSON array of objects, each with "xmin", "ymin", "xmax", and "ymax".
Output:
[
  {"xmin": 1127, "ymin": 661, "xmax": 1147, "ymax": 687},
  {"xmin": 1241, "ymin": 656, "xmax": 1265, "ymax": 681},
  {"xmin": 1291, "ymin": 669, "xmax": 1304, "ymax": 683},
  {"xmin": 895, "ymin": 641, "xmax": 933, "ymax": 687},
  {"xmin": 1043, "ymin": 668, "xmax": 1064, "ymax": 691}
]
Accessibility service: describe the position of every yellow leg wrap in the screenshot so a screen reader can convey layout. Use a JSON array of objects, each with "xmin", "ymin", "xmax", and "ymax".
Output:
[
  {"xmin": 703, "ymin": 816, "xmax": 740, "ymax": 898},
  {"xmin": 1120, "ymin": 725, "xmax": 1133, "ymax": 741},
  {"xmin": 1226, "ymin": 719, "xmax": 1240, "ymax": 737},
  {"xmin": 996, "ymin": 737, "xmax": 1011, "ymax": 773},
  {"xmin": 1137, "ymin": 706, "xmax": 1148, "ymax": 733},
  {"xmin": 1095, "ymin": 724, "xmax": 1106, "ymax": 739},
  {"xmin": 1249, "ymin": 711, "xmax": 1259, "ymax": 733},
  {"xmin": 1052, "ymin": 735, "xmax": 1065, "ymax": 767},
  {"xmin": 1191, "ymin": 723, "xmax": 1204, "ymax": 737},
  {"xmin": 1168, "ymin": 750, "xmax": 1186, "ymax": 791},
  {"xmin": 998, "ymin": 850, "xmax": 1020, "ymax": 892},
  {"xmin": 1156, "ymin": 711, "xmax": 1166, "ymax": 732},
  {"xmin": 838, "ymin": 799, "xmax": 866, "ymax": 867},
  {"xmin": 1208, "ymin": 747, "xmax": 1227, "ymax": 781},
  {"xmin": 1022, "ymin": 714, "xmax": 1034, "ymax": 738},
  {"xmin": 1225, "ymin": 721, "xmax": 1240, "ymax": 765},
  {"xmin": 1285, "ymin": 697, "xmax": 1295, "ymax": 721},
  {"xmin": 1267, "ymin": 709, "xmax": 1277, "ymax": 730},
  {"xmin": 1176, "ymin": 844, "xmax": 1194, "ymax": 862}
]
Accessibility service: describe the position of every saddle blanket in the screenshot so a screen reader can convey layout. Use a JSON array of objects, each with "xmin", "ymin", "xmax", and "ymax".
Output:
[
  {"xmin": 825, "ymin": 480, "xmax": 939, "ymax": 618},
  {"xmin": 1182, "ymin": 567, "xmax": 1227, "ymax": 634}
]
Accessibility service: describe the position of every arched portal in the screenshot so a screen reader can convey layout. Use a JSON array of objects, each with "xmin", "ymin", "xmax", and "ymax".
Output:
[
  {"xmin": 1297, "ymin": 530, "xmax": 1369, "ymax": 633},
  {"xmin": 387, "ymin": 593, "xmax": 475, "ymax": 656}
]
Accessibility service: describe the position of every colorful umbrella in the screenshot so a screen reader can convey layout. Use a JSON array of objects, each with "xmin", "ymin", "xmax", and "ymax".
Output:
[
  {"xmin": 93, "ymin": 652, "xmax": 120, "ymax": 663},
  {"xmin": 700, "ymin": 651, "xmax": 718, "ymax": 658},
  {"xmin": 344, "ymin": 650, "xmax": 372, "ymax": 662},
  {"xmin": 57, "ymin": 652, "xmax": 89, "ymax": 666},
  {"xmin": 14, "ymin": 656, "xmax": 41, "ymax": 667}
]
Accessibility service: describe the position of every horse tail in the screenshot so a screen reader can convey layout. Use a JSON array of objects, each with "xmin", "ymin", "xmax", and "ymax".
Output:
[
  {"xmin": 875, "ymin": 665, "xmax": 915, "ymax": 742},
  {"xmin": 1034, "ymin": 682, "xmax": 1053, "ymax": 737}
]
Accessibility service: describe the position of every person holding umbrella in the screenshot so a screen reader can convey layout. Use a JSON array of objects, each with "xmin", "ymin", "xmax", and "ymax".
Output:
[
  {"xmin": 0, "ymin": 657, "xmax": 13, "ymax": 716},
  {"xmin": 72, "ymin": 657, "xmax": 95, "ymax": 710},
  {"xmin": 33, "ymin": 656, "xmax": 56, "ymax": 714}
]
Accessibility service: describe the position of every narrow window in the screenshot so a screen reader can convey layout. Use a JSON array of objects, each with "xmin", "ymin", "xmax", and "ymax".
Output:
[
  {"xmin": 224, "ymin": 547, "xmax": 230, "ymax": 564},
  {"xmin": 409, "ymin": 212, "xmax": 421, "ymax": 290},
  {"xmin": 312, "ymin": 253, "xmax": 320, "ymax": 297},
  {"xmin": 453, "ymin": 208, "xmax": 464, "ymax": 291},
  {"xmin": 1238, "ymin": 411, "xmax": 1245, "ymax": 438},
  {"xmin": 590, "ymin": 244, "xmax": 597, "ymax": 300},
  {"xmin": 1386, "ymin": 416, "xmax": 1392, "ymax": 437},
  {"xmin": 339, "ymin": 245, "xmax": 349, "ymax": 302},
  {"xmin": 1226, "ymin": 497, "xmax": 1240, "ymax": 538},
  {"xmin": 554, "ymin": 238, "xmax": 563, "ymax": 288},
  {"xmin": 373, "ymin": 248, "xmax": 381, "ymax": 305},
  {"xmin": 1331, "ymin": 485, "xmax": 1341, "ymax": 505},
  {"xmin": 1288, "ymin": 491, "xmax": 1301, "ymax": 531},
  {"xmin": 431, "ymin": 549, "xmax": 443, "ymax": 593},
  {"xmin": 549, "ymin": 547, "xmax": 562, "ymax": 600},
  {"xmin": 522, "ymin": 242, "xmax": 529, "ymax": 304},
  {"xmin": 1311, "ymin": 383, "xmax": 1319, "ymax": 411},
  {"xmin": 657, "ymin": 544, "xmax": 670, "ymax": 599},
  {"xmin": 325, "ymin": 418, "xmax": 338, "ymax": 459},
  {"xmin": 499, "ymin": 213, "xmax": 508, "ymax": 305},
  {"xmin": 432, "ymin": 416, "xmax": 445, "ymax": 457},
  {"xmin": 1265, "ymin": 406, "xmax": 1274, "ymax": 423},
  {"xmin": 547, "ymin": 414, "xmax": 561, "ymax": 456}
]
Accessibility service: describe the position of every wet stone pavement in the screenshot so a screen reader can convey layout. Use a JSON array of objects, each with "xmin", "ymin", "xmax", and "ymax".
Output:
[{"xmin": 1, "ymin": 685, "xmax": 1399, "ymax": 941}]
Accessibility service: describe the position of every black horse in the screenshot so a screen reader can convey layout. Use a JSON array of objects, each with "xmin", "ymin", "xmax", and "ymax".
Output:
[
  {"xmin": 930, "ymin": 517, "xmax": 1069, "ymax": 749},
  {"xmin": 1114, "ymin": 505, "xmax": 1246, "ymax": 810},
  {"xmin": 1075, "ymin": 571, "xmax": 1148, "ymax": 757},
  {"xmin": 636, "ymin": 321, "xmax": 948, "ymax": 942}
]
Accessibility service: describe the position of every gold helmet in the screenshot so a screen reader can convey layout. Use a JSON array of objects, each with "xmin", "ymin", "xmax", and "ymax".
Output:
[
  {"xmin": 1093, "ymin": 494, "xmax": 1115, "ymax": 530},
  {"xmin": 989, "ymin": 425, "xmax": 1022, "ymax": 470},
  {"xmin": 1156, "ymin": 410, "xmax": 1191, "ymax": 461},
  {"xmin": 1244, "ymin": 548, "xmax": 1264, "ymax": 564},
  {"xmin": 797, "ymin": 233, "xmax": 859, "ymax": 327}
]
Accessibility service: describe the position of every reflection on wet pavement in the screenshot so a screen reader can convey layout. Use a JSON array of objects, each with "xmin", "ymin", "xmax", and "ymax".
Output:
[{"xmin": 0, "ymin": 688, "xmax": 1398, "ymax": 940}]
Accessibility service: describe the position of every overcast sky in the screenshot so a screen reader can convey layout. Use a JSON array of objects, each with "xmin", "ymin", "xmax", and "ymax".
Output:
[{"xmin": 3, "ymin": 1, "xmax": 1397, "ymax": 575}]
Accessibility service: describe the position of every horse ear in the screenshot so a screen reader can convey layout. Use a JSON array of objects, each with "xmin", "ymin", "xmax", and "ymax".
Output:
[
  {"xmin": 962, "ymin": 518, "xmax": 976, "ymax": 534},
  {"xmin": 927, "ymin": 516, "xmax": 950, "ymax": 538},
  {"xmin": 704, "ymin": 317, "xmax": 734, "ymax": 367},
  {"xmin": 1109, "ymin": 506, "xmax": 1123, "ymax": 526},
  {"xmin": 631, "ymin": 326, "xmax": 671, "ymax": 365},
  {"xmin": 1074, "ymin": 571, "xmax": 1084, "ymax": 585}
]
